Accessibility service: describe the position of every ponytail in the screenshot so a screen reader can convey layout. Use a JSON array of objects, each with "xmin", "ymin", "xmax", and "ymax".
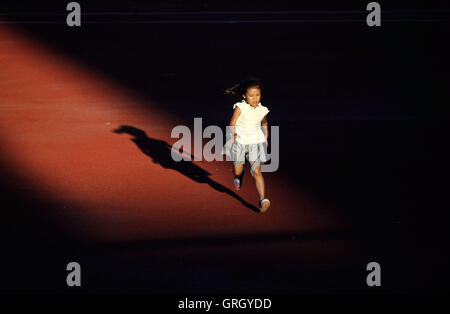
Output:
[
  {"xmin": 224, "ymin": 83, "xmax": 242, "ymax": 97},
  {"xmin": 225, "ymin": 76, "xmax": 262, "ymax": 99}
]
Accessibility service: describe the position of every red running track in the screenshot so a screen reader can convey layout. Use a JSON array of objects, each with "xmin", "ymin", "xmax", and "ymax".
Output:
[{"xmin": 0, "ymin": 25, "xmax": 368, "ymax": 292}]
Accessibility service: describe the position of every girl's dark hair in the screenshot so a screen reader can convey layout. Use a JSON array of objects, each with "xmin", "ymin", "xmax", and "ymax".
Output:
[{"xmin": 225, "ymin": 76, "xmax": 263, "ymax": 99}]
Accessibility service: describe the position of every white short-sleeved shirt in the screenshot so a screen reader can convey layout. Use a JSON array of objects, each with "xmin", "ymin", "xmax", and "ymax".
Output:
[{"xmin": 233, "ymin": 100, "xmax": 269, "ymax": 144}]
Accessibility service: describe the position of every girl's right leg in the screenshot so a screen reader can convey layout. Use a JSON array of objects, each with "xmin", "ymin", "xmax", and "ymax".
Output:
[
  {"xmin": 233, "ymin": 164, "xmax": 244, "ymax": 177},
  {"xmin": 231, "ymin": 141, "xmax": 245, "ymax": 189},
  {"xmin": 233, "ymin": 163, "xmax": 244, "ymax": 190}
]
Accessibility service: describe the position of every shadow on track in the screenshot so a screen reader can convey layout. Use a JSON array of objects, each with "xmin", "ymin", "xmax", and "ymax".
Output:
[{"xmin": 113, "ymin": 125, "xmax": 259, "ymax": 212}]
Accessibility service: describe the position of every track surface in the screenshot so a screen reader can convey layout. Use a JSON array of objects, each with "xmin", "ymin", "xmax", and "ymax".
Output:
[{"xmin": 0, "ymin": 8, "xmax": 448, "ymax": 294}]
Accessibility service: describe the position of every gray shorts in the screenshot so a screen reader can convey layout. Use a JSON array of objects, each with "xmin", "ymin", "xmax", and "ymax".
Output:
[{"xmin": 231, "ymin": 141, "xmax": 267, "ymax": 176}]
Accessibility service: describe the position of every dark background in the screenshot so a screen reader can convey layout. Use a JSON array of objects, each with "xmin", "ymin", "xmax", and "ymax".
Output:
[{"xmin": 0, "ymin": 0, "xmax": 448, "ymax": 294}]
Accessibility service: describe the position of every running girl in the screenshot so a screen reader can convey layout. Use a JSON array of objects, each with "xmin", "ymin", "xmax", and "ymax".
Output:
[{"xmin": 223, "ymin": 77, "xmax": 271, "ymax": 213}]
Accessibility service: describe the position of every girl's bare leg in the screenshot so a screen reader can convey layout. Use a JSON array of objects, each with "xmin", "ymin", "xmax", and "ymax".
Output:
[
  {"xmin": 249, "ymin": 161, "xmax": 265, "ymax": 199},
  {"xmin": 233, "ymin": 164, "xmax": 244, "ymax": 177}
]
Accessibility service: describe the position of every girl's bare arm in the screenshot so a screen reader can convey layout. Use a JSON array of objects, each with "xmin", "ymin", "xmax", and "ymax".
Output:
[
  {"xmin": 229, "ymin": 107, "xmax": 241, "ymax": 139},
  {"xmin": 261, "ymin": 115, "xmax": 269, "ymax": 145}
]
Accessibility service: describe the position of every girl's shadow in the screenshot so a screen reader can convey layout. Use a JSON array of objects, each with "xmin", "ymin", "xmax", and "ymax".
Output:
[{"xmin": 113, "ymin": 125, "xmax": 259, "ymax": 212}]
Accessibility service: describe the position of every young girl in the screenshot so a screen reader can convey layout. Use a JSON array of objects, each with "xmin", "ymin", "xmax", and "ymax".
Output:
[{"xmin": 222, "ymin": 77, "xmax": 271, "ymax": 213}]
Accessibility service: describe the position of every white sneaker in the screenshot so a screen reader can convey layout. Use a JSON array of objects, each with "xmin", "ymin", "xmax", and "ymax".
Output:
[
  {"xmin": 233, "ymin": 178, "xmax": 241, "ymax": 190},
  {"xmin": 259, "ymin": 198, "xmax": 270, "ymax": 212}
]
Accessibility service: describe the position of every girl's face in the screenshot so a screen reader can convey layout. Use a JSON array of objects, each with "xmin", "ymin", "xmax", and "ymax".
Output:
[{"xmin": 243, "ymin": 86, "xmax": 261, "ymax": 107}]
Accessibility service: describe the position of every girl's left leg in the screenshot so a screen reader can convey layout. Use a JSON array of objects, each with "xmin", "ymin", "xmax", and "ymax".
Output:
[
  {"xmin": 249, "ymin": 161, "xmax": 265, "ymax": 199},
  {"xmin": 250, "ymin": 161, "xmax": 270, "ymax": 212}
]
